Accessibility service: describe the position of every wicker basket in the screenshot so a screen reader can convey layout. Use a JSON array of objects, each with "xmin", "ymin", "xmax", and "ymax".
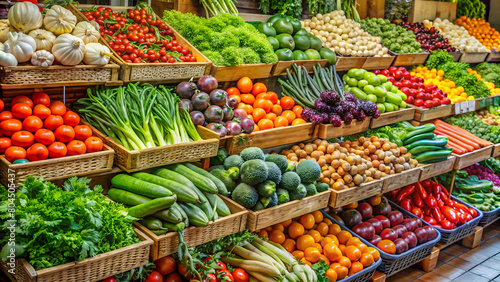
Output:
[
  {"xmin": 12, "ymin": 228, "xmax": 152, "ymax": 282},
  {"xmin": 0, "ymin": 143, "xmax": 114, "ymax": 187},
  {"xmin": 134, "ymin": 196, "xmax": 248, "ymax": 261},
  {"xmin": 68, "ymin": 4, "xmax": 211, "ymax": 83}
]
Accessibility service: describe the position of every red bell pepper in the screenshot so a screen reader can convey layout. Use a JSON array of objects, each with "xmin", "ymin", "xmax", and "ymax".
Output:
[
  {"xmin": 441, "ymin": 206, "xmax": 458, "ymax": 224},
  {"xmin": 432, "ymin": 207, "xmax": 444, "ymax": 222},
  {"xmin": 396, "ymin": 184, "xmax": 416, "ymax": 202},
  {"xmin": 415, "ymin": 182, "xmax": 428, "ymax": 199},
  {"xmin": 412, "ymin": 192, "xmax": 424, "ymax": 208},
  {"xmin": 424, "ymin": 196, "xmax": 437, "ymax": 208},
  {"xmin": 389, "ymin": 188, "xmax": 401, "ymax": 198},
  {"xmin": 401, "ymin": 198, "xmax": 413, "ymax": 212},
  {"xmin": 424, "ymin": 216, "xmax": 437, "ymax": 225},
  {"xmin": 412, "ymin": 206, "xmax": 423, "ymax": 218},
  {"xmin": 421, "ymin": 179, "xmax": 432, "ymax": 189}
]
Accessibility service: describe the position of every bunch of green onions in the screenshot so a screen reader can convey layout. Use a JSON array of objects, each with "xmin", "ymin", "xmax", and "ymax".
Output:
[
  {"xmin": 199, "ymin": 0, "xmax": 239, "ymax": 17},
  {"xmin": 74, "ymin": 83, "xmax": 201, "ymax": 151}
]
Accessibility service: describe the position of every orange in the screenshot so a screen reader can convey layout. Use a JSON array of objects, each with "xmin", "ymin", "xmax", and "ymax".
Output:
[
  {"xmin": 304, "ymin": 247, "xmax": 321, "ymax": 263},
  {"xmin": 252, "ymin": 108, "xmax": 266, "ymax": 123},
  {"xmin": 359, "ymin": 253, "xmax": 374, "ymax": 267},
  {"xmin": 357, "ymin": 242, "xmax": 367, "ymax": 253},
  {"xmin": 267, "ymin": 91, "xmax": 279, "ymax": 103},
  {"xmin": 335, "ymin": 266, "xmax": 349, "ymax": 280},
  {"xmin": 265, "ymin": 112, "xmax": 277, "ymax": 121},
  {"xmin": 281, "ymin": 110, "xmax": 296, "ymax": 124},
  {"xmin": 311, "ymin": 210, "xmax": 324, "ymax": 223},
  {"xmin": 257, "ymin": 118, "xmax": 274, "ymax": 130},
  {"xmin": 226, "ymin": 87, "xmax": 241, "ymax": 96},
  {"xmin": 338, "ymin": 256, "xmax": 351, "ymax": 269},
  {"xmin": 326, "ymin": 235, "xmax": 339, "ymax": 247},
  {"xmin": 300, "ymin": 257, "xmax": 312, "ymax": 267},
  {"xmin": 280, "ymin": 96, "xmax": 295, "ymax": 110},
  {"xmin": 329, "ymin": 262, "xmax": 341, "ymax": 271},
  {"xmin": 292, "ymin": 105, "xmax": 303, "ymax": 118},
  {"xmin": 319, "ymin": 254, "xmax": 330, "ymax": 265},
  {"xmin": 325, "ymin": 269, "xmax": 337, "ymax": 282},
  {"xmin": 257, "ymin": 230, "xmax": 268, "ymax": 238},
  {"xmin": 281, "ymin": 219, "xmax": 292, "ymax": 227},
  {"xmin": 272, "ymin": 104, "xmax": 283, "ymax": 116},
  {"xmin": 229, "ymin": 94, "xmax": 241, "ymax": 103},
  {"xmin": 237, "ymin": 77, "xmax": 253, "ymax": 93},
  {"xmin": 292, "ymin": 250, "xmax": 304, "ymax": 260},
  {"xmin": 323, "ymin": 218, "xmax": 333, "ymax": 225},
  {"xmin": 316, "ymin": 222, "xmax": 329, "ymax": 237},
  {"xmin": 345, "ymin": 246, "xmax": 362, "ymax": 262},
  {"xmin": 282, "ymin": 238, "xmax": 296, "ymax": 253},
  {"xmin": 241, "ymin": 94, "xmax": 255, "ymax": 105},
  {"xmin": 377, "ymin": 240, "xmax": 396, "ymax": 254},
  {"xmin": 275, "ymin": 115, "xmax": 289, "ymax": 127},
  {"xmin": 291, "ymin": 118, "xmax": 307, "ymax": 125},
  {"xmin": 300, "ymin": 214, "xmax": 315, "ymax": 229},
  {"xmin": 324, "ymin": 243, "xmax": 342, "ymax": 262},
  {"xmin": 328, "ymin": 224, "xmax": 342, "ymax": 236},
  {"xmin": 307, "ymin": 230, "xmax": 322, "ymax": 243},
  {"xmin": 288, "ymin": 222, "xmax": 305, "ymax": 239},
  {"xmin": 251, "ymin": 82, "xmax": 267, "ymax": 95},
  {"xmin": 365, "ymin": 247, "xmax": 380, "ymax": 261},
  {"xmin": 253, "ymin": 98, "xmax": 271, "ymax": 112},
  {"xmin": 297, "ymin": 235, "xmax": 315, "ymax": 251},
  {"xmin": 320, "ymin": 237, "xmax": 334, "ymax": 247},
  {"xmin": 337, "ymin": 230, "xmax": 352, "ymax": 244},
  {"xmin": 272, "ymin": 223, "xmax": 284, "ymax": 232},
  {"xmin": 349, "ymin": 262, "xmax": 364, "ymax": 276},
  {"xmin": 268, "ymin": 230, "xmax": 285, "ymax": 244},
  {"xmin": 264, "ymin": 100, "xmax": 274, "ymax": 113}
]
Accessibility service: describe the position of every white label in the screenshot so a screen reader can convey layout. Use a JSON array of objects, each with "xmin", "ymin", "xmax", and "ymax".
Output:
[
  {"xmin": 455, "ymin": 102, "xmax": 461, "ymax": 114},
  {"xmin": 468, "ymin": 100, "xmax": 475, "ymax": 112},
  {"xmin": 461, "ymin": 102, "xmax": 468, "ymax": 113}
]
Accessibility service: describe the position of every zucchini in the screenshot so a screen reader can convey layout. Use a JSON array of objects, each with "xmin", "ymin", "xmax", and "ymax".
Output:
[
  {"xmin": 179, "ymin": 203, "xmax": 210, "ymax": 227},
  {"xmin": 403, "ymin": 133, "xmax": 436, "ymax": 145},
  {"xmin": 402, "ymin": 123, "xmax": 435, "ymax": 140},
  {"xmin": 203, "ymin": 191, "xmax": 231, "ymax": 217},
  {"xmin": 408, "ymin": 145, "xmax": 447, "ymax": 155},
  {"xmin": 152, "ymin": 168, "xmax": 207, "ymax": 204},
  {"xmin": 128, "ymin": 196, "xmax": 177, "ymax": 218},
  {"xmin": 108, "ymin": 188, "xmax": 151, "ymax": 206},
  {"xmin": 185, "ymin": 163, "xmax": 228, "ymax": 196},
  {"xmin": 111, "ymin": 174, "xmax": 172, "ymax": 198},
  {"xmin": 163, "ymin": 222, "xmax": 186, "ymax": 231},
  {"xmin": 132, "ymin": 172, "xmax": 199, "ymax": 203},
  {"xmin": 405, "ymin": 138, "xmax": 449, "ymax": 151},
  {"xmin": 154, "ymin": 207, "xmax": 183, "ymax": 223},
  {"xmin": 151, "ymin": 230, "xmax": 169, "ymax": 235},
  {"xmin": 165, "ymin": 163, "xmax": 218, "ymax": 194},
  {"xmin": 413, "ymin": 148, "xmax": 453, "ymax": 163},
  {"xmin": 139, "ymin": 217, "xmax": 165, "ymax": 230},
  {"xmin": 386, "ymin": 92, "xmax": 402, "ymax": 105}
]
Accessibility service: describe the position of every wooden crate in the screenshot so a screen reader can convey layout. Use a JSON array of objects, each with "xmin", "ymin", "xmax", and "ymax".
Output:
[
  {"xmin": 87, "ymin": 121, "xmax": 220, "ymax": 172},
  {"xmin": 459, "ymin": 52, "xmax": 489, "ymax": 64},
  {"xmin": 0, "ymin": 143, "xmax": 114, "ymax": 188},
  {"xmin": 370, "ymin": 108, "xmax": 415, "ymax": 129},
  {"xmin": 12, "ymin": 228, "xmax": 152, "ymax": 282},
  {"xmin": 453, "ymin": 145, "xmax": 494, "ymax": 169},
  {"xmin": 408, "ymin": 0, "xmax": 457, "ymax": 23},
  {"xmin": 487, "ymin": 52, "xmax": 500, "ymax": 63},
  {"xmin": 356, "ymin": 0, "xmax": 385, "ymax": 19},
  {"xmin": 318, "ymin": 118, "xmax": 372, "ymax": 139},
  {"xmin": 390, "ymin": 52, "xmax": 429, "ymax": 67},
  {"xmin": 226, "ymin": 123, "xmax": 318, "ymax": 155},
  {"xmin": 449, "ymin": 52, "xmax": 462, "ymax": 62},
  {"xmin": 210, "ymin": 63, "xmax": 273, "ymax": 81},
  {"xmin": 362, "ymin": 56, "xmax": 395, "ymax": 71},
  {"xmin": 410, "ymin": 104, "xmax": 453, "ymax": 122},
  {"xmin": 381, "ymin": 167, "xmax": 422, "ymax": 193},
  {"xmin": 415, "ymin": 247, "xmax": 440, "ymax": 272},
  {"xmin": 246, "ymin": 190, "xmax": 331, "ymax": 231},
  {"xmin": 419, "ymin": 156, "xmax": 456, "ymax": 181},
  {"xmin": 329, "ymin": 180, "xmax": 383, "ymax": 208},
  {"xmin": 69, "ymin": 4, "xmax": 211, "ymax": 83},
  {"xmin": 335, "ymin": 56, "xmax": 367, "ymax": 71},
  {"xmin": 271, "ymin": 59, "xmax": 327, "ymax": 76},
  {"xmin": 135, "ymin": 196, "xmax": 248, "ymax": 260},
  {"xmin": 492, "ymin": 143, "xmax": 500, "ymax": 157}
]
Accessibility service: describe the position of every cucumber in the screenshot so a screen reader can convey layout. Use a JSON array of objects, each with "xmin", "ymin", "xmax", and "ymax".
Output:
[
  {"xmin": 213, "ymin": 212, "xmax": 219, "ymax": 221},
  {"xmin": 386, "ymin": 92, "xmax": 402, "ymax": 105},
  {"xmin": 403, "ymin": 133, "xmax": 436, "ymax": 145},
  {"xmin": 413, "ymin": 149, "xmax": 453, "ymax": 163},
  {"xmin": 152, "ymin": 168, "xmax": 207, "ymax": 203},
  {"xmin": 108, "ymin": 188, "xmax": 152, "ymax": 206},
  {"xmin": 163, "ymin": 222, "xmax": 186, "ymax": 231},
  {"xmin": 154, "ymin": 207, "xmax": 183, "ymax": 223},
  {"xmin": 203, "ymin": 191, "xmax": 231, "ymax": 217},
  {"xmin": 139, "ymin": 217, "xmax": 165, "ymax": 230},
  {"xmin": 408, "ymin": 145, "xmax": 447, "ymax": 155},
  {"xmin": 128, "ymin": 196, "xmax": 177, "ymax": 218},
  {"xmin": 111, "ymin": 174, "xmax": 173, "ymax": 198},
  {"xmin": 350, "ymin": 87, "xmax": 367, "ymax": 100},
  {"xmin": 132, "ymin": 172, "xmax": 199, "ymax": 203},
  {"xmin": 151, "ymin": 230, "xmax": 169, "ymax": 235},
  {"xmin": 402, "ymin": 123, "xmax": 436, "ymax": 140},
  {"xmin": 185, "ymin": 163, "xmax": 228, "ymax": 196},
  {"xmin": 165, "ymin": 164, "xmax": 218, "ymax": 194},
  {"xmin": 405, "ymin": 138, "xmax": 449, "ymax": 151},
  {"xmin": 179, "ymin": 203, "xmax": 210, "ymax": 227}
]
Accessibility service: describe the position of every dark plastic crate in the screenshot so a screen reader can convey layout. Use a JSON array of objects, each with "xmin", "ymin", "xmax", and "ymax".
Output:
[
  {"xmin": 322, "ymin": 206, "xmax": 441, "ymax": 277},
  {"xmin": 478, "ymin": 206, "xmax": 500, "ymax": 227}
]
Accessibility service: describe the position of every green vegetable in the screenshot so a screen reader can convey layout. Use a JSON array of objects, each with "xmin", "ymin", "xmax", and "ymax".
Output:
[
  {"xmin": 128, "ymin": 196, "xmax": 177, "ymax": 218},
  {"xmin": 107, "ymin": 188, "xmax": 151, "ymax": 206},
  {"xmin": 203, "ymin": 192, "xmax": 231, "ymax": 217},
  {"xmin": 360, "ymin": 18, "xmax": 422, "ymax": 54},
  {"xmin": 296, "ymin": 159, "xmax": 321, "ymax": 183},
  {"xmin": 151, "ymin": 168, "xmax": 206, "ymax": 203},
  {"xmin": 268, "ymin": 192, "xmax": 278, "ymax": 207},
  {"xmin": 240, "ymin": 159, "xmax": 269, "ymax": 186},
  {"xmin": 404, "ymin": 138, "xmax": 449, "ymax": 150},
  {"xmin": 281, "ymin": 171, "xmax": 301, "ymax": 191},
  {"xmin": 446, "ymin": 113, "xmax": 500, "ymax": 143},
  {"xmin": 290, "ymin": 183, "xmax": 307, "ymax": 200},
  {"xmin": 139, "ymin": 217, "xmax": 166, "ymax": 230},
  {"xmin": 210, "ymin": 169, "xmax": 237, "ymax": 192},
  {"xmin": 257, "ymin": 180, "xmax": 277, "ymax": 197},
  {"xmin": 316, "ymin": 182, "xmax": 329, "ymax": 192},
  {"xmin": 179, "ymin": 203, "xmax": 210, "ymax": 227},
  {"xmin": 131, "ymin": 172, "xmax": 199, "ymax": 203},
  {"xmin": 304, "ymin": 183, "xmax": 318, "ymax": 196},
  {"xmin": 457, "ymin": 0, "xmax": 485, "ymax": 19},
  {"xmin": 408, "ymin": 145, "xmax": 448, "ymax": 155},
  {"xmin": 266, "ymin": 154, "xmax": 289, "ymax": 173},
  {"xmin": 185, "ymin": 163, "xmax": 228, "ymax": 196},
  {"xmin": 473, "ymin": 63, "xmax": 500, "ymax": 86},
  {"xmin": 232, "ymin": 183, "xmax": 259, "ymax": 208},
  {"xmin": 209, "ymin": 165, "xmax": 225, "ymax": 171},
  {"xmin": 154, "ymin": 206, "xmax": 183, "ymax": 223},
  {"xmin": 240, "ymin": 147, "xmax": 265, "ymax": 161},
  {"xmin": 165, "ymin": 163, "xmax": 218, "ymax": 194},
  {"xmin": 253, "ymin": 201, "xmax": 265, "ymax": 211},
  {"xmin": 210, "ymin": 148, "xmax": 228, "ymax": 166},
  {"xmin": 266, "ymin": 161, "xmax": 282, "ymax": 184},
  {"xmin": 277, "ymin": 188, "xmax": 290, "ymax": 204},
  {"xmin": 224, "ymin": 155, "xmax": 245, "ymax": 169},
  {"xmin": 413, "ymin": 148, "xmax": 453, "ymax": 163},
  {"xmin": 403, "ymin": 133, "xmax": 437, "ymax": 145},
  {"xmin": 111, "ymin": 174, "xmax": 173, "ymax": 198}
]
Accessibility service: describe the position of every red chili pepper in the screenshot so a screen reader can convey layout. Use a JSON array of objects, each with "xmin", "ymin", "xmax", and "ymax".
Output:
[
  {"xmin": 441, "ymin": 219, "xmax": 455, "ymax": 229},
  {"xmin": 468, "ymin": 208, "xmax": 478, "ymax": 218},
  {"xmin": 424, "ymin": 216, "xmax": 437, "ymax": 225},
  {"xmin": 453, "ymin": 201, "xmax": 471, "ymax": 215},
  {"xmin": 412, "ymin": 206, "xmax": 423, "ymax": 218},
  {"xmin": 424, "ymin": 196, "xmax": 437, "ymax": 208},
  {"xmin": 412, "ymin": 192, "xmax": 424, "ymax": 208},
  {"xmin": 401, "ymin": 198, "xmax": 413, "ymax": 212},
  {"xmin": 440, "ymin": 191, "xmax": 449, "ymax": 201},
  {"xmin": 432, "ymin": 182, "xmax": 441, "ymax": 198},
  {"xmin": 466, "ymin": 214, "xmax": 473, "ymax": 221},
  {"xmin": 458, "ymin": 212, "xmax": 467, "ymax": 225},
  {"xmin": 432, "ymin": 207, "xmax": 444, "ymax": 222},
  {"xmin": 421, "ymin": 179, "xmax": 432, "ymax": 188},
  {"xmin": 443, "ymin": 197, "xmax": 454, "ymax": 207},
  {"xmin": 440, "ymin": 184, "xmax": 449, "ymax": 196},
  {"xmin": 389, "ymin": 188, "xmax": 401, "ymax": 198},
  {"xmin": 396, "ymin": 184, "xmax": 416, "ymax": 202},
  {"xmin": 415, "ymin": 182, "xmax": 428, "ymax": 199},
  {"xmin": 423, "ymin": 205, "xmax": 431, "ymax": 216},
  {"xmin": 431, "ymin": 224, "xmax": 443, "ymax": 228},
  {"xmin": 441, "ymin": 206, "xmax": 459, "ymax": 223},
  {"xmin": 437, "ymin": 200, "xmax": 445, "ymax": 208}
]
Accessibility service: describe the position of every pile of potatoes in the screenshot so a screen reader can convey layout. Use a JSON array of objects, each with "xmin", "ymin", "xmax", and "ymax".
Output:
[{"xmin": 281, "ymin": 136, "xmax": 418, "ymax": 191}]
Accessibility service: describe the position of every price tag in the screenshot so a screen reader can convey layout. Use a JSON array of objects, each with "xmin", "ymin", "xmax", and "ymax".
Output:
[
  {"xmin": 455, "ymin": 102, "xmax": 461, "ymax": 114},
  {"xmin": 461, "ymin": 101, "xmax": 469, "ymax": 113},
  {"xmin": 468, "ymin": 100, "xmax": 476, "ymax": 112}
]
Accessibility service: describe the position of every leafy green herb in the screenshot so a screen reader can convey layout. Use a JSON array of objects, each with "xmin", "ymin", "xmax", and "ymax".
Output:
[{"xmin": 311, "ymin": 260, "xmax": 329, "ymax": 282}]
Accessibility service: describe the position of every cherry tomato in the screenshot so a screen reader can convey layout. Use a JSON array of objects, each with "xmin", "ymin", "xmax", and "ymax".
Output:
[
  {"xmin": 44, "ymin": 115, "xmax": 64, "ymax": 131},
  {"xmin": 0, "ymin": 119, "xmax": 22, "ymax": 136},
  {"xmin": 26, "ymin": 143, "xmax": 49, "ymax": 161},
  {"xmin": 102, "ymin": 278, "xmax": 117, "ymax": 282},
  {"xmin": 5, "ymin": 146, "xmax": 26, "ymax": 163},
  {"xmin": 147, "ymin": 270, "xmax": 163, "ymax": 282},
  {"xmin": 218, "ymin": 270, "xmax": 234, "ymax": 282},
  {"xmin": 31, "ymin": 92, "xmax": 50, "ymax": 107},
  {"xmin": 177, "ymin": 262, "xmax": 193, "ymax": 279},
  {"xmin": 154, "ymin": 256, "xmax": 176, "ymax": 275},
  {"xmin": 54, "ymin": 125, "xmax": 75, "ymax": 143},
  {"xmin": 63, "ymin": 111, "xmax": 80, "ymax": 127},
  {"xmin": 22, "ymin": 116, "xmax": 43, "ymax": 133},
  {"xmin": 0, "ymin": 137, "xmax": 12, "ymax": 153},
  {"xmin": 33, "ymin": 104, "xmax": 51, "ymax": 120},
  {"xmin": 11, "ymin": 103, "xmax": 33, "ymax": 119},
  {"xmin": 12, "ymin": 95, "xmax": 33, "ymax": 108},
  {"xmin": 34, "ymin": 129, "xmax": 55, "ymax": 145},
  {"xmin": 48, "ymin": 142, "xmax": 67, "ymax": 158},
  {"xmin": 93, "ymin": 10, "xmax": 101, "ymax": 17},
  {"xmin": 49, "ymin": 101, "xmax": 67, "ymax": 116},
  {"xmin": 202, "ymin": 273, "xmax": 216, "ymax": 282},
  {"xmin": 0, "ymin": 111, "xmax": 13, "ymax": 122}
]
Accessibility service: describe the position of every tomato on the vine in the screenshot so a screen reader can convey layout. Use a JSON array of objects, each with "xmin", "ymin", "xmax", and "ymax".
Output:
[{"xmin": 203, "ymin": 273, "xmax": 217, "ymax": 282}]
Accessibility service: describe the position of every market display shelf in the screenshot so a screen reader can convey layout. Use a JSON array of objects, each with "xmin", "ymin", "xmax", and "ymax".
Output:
[
  {"xmin": 452, "ymin": 145, "xmax": 494, "ymax": 170},
  {"xmin": 335, "ymin": 56, "xmax": 366, "ymax": 71},
  {"xmin": 449, "ymin": 51, "xmax": 462, "ymax": 62},
  {"xmin": 419, "ymin": 156, "xmax": 456, "ymax": 181},
  {"xmin": 370, "ymin": 108, "xmax": 416, "ymax": 129},
  {"xmin": 459, "ymin": 52, "xmax": 489, "ymax": 63},
  {"xmin": 381, "ymin": 166, "xmax": 422, "ymax": 193},
  {"xmin": 210, "ymin": 63, "xmax": 273, "ymax": 81},
  {"xmin": 329, "ymin": 179, "xmax": 383, "ymax": 208},
  {"xmin": 389, "ymin": 51, "xmax": 429, "ymax": 67},
  {"xmin": 270, "ymin": 59, "xmax": 327, "ymax": 76},
  {"xmin": 492, "ymin": 143, "xmax": 500, "ymax": 158},
  {"xmin": 317, "ymin": 118, "xmax": 372, "ymax": 139},
  {"xmin": 409, "ymin": 104, "xmax": 453, "ymax": 122},
  {"xmin": 361, "ymin": 56, "xmax": 395, "ymax": 71},
  {"xmin": 486, "ymin": 51, "xmax": 500, "ymax": 63}
]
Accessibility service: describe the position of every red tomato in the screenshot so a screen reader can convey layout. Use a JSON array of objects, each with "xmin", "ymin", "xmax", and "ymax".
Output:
[
  {"xmin": 232, "ymin": 268, "xmax": 249, "ymax": 282},
  {"xmin": 74, "ymin": 125, "xmax": 92, "ymax": 140},
  {"xmin": 0, "ymin": 137, "xmax": 12, "ymax": 153},
  {"xmin": 44, "ymin": 115, "xmax": 64, "ymax": 131},
  {"xmin": 12, "ymin": 95, "xmax": 33, "ymax": 108},
  {"xmin": 0, "ymin": 111, "xmax": 13, "ymax": 122},
  {"xmin": 101, "ymin": 277, "xmax": 118, "ymax": 282},
  {"xmin": 0, "ymin": 99, "xmax": 3, "ymax": 112},
  {"xmin": 177, "ymin": 262, "xmax": 192, "ymax": 279},
  {"xmin": 5, "ymin": 146, "xmax": 26, "ymax": 163},
  {"xmin": 34, "ymin": 129, "xmax": 55, "ymax": 146},
  {"xmin": 26, "ymin": 143, "xmax": 49, "ymax": 161},
  {"xmin": 154, "ymin": 256, "xmax": 176, "ymax": 275},
  {"xmin": 22, "ymin": 116, "xmax": 43, "ymax": 132},
  {"xmin": 202, "ymin": 273, "xmax": 216, "ymax": 282},
  {"xmin": 48, "ymin": 142, "xmax": 67, "ymax": 158},
  {"xmin": 11, "ymin": 103, "xmax": 33, "ymax": 119},
  {"xmin": 33, "ymin": 104, "xmax": 51, "ymax": 120},
  {"xmin": 147, "ymin": 271, "xmax": 163, "ymax": 282},
  {"xmin": 11, "ymin": 131, "xmax": 34, "ymax": 148},
  {"xmin": 0, "ymin": 119, "xmax": 22, "ymax": 136},
  {"xmin": 218, "ymin": 270, "xmax": 234, "ymax": 282},
  {"xmin": 49, "ymin": 101, "xmax": 67, "ymax": 116},
  {"xmin": 164, "ymin": 273, "xmax": 182, "ymax": 282},
  {"xmin": 54, "ymin": 125, "xmax": 75, "ymax": 143},
  {"xmin": 63, "ymin": 111, "xmax": 80, "ymax": 127},
  {"xmin": 32, "ymin": 92, "xmax": 50, "ymax": 107},
  {"xmin": 216, "ymin": 262, "xmax": 227, "ymax": 272},
  {"xmin": 67, "ymin": 140, "xmax": 86, "ymax": 156}
]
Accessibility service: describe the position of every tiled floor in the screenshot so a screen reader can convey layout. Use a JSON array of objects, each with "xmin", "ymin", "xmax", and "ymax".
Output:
[{"xmin": 387, "ymin": 222, "xmax": 500, "ymax": 282}]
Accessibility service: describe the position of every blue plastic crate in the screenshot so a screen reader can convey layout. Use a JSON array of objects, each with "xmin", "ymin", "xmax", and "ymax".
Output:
[{"xmin": 478, "ymin": 206, "xmax": 500, "ymax": 227}]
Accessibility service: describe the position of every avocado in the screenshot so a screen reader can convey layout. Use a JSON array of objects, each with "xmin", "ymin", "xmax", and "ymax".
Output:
[
  {"xmin": 293, "ymin": 50, "xmax": 308, "ymax": 60},
  {"xmin": 309, "ymin": 36, "xmax": 323, "ymax": 51},
  {"xmin": 276, "ymin": 33, "xmax": 295, "ymax": 50},
  {"xmin": 319, "ymin": 47, "xmax": 337, "ymax": 65},
  {"xmin": 267, "ymin": 14, "xmax": 284, "ymax": 25},
  {"xmin": 305, "ymin": 49, "xmax": 321, "ymax": 60},
  {"xmin": 258, "ymin": 22, "xmax": 276, "ymax": 37},
  {"xmin": 295, "ymin": 28, "xmax": 308, "ymax": 36},
  {"xmin": 267, "ymin": 37, "xmax": 279, "ymax": 51},
  {"xmin": 285, "ymin": 16, "xmax": 301, "ymax": 34},
  {"xmin": 293, "ymin": 34, "xmax": 310, "ymax": 51},
  {"xmin": 276, "ymin": 48, "xmax": 294, "ymax": 61},
  {"xmin": 273, "ymin": 18, "xmax": 293, "ymax": 35}
]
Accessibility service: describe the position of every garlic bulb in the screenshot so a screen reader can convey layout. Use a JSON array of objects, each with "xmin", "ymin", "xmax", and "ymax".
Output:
[
  {"xmin": 0, "ymin": 44, "xmax": 18, "ymax": 66},
  {"xmin": 43, "ymin": 5, "xmax": 77, "ymax": 35},
  {"xmin": 31, "ymin": 50, "xmax": 54, "ymax": 67},
  {"xmin": 51, "ymin": 33, "xmax": 84, "ymax": 65},
  {"xmin": 7, "ymin": 2, "xmax": 42, "ymax": 33},
  {"xmin": 72, "ymin": 22, "xmax": 100, "ymax": 44},
  {"xmin": 5, "ymin": 32, "xmax": 36, "ymax": 62},
  {"xmin": 28, "ymin": 29, "xmax": 56, "ymax": 51},
  {"xmin": 84, "ymin": 43, "xmax": 111, "ymax": 65}
]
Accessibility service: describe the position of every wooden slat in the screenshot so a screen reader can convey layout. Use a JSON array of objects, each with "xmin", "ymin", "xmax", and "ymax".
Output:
[
  {"xmin": 381, "ymin": 167, "xmax": 422, "ymax": 193},
  {"xmin": 329, "ymin": 180, "xmax": 383, "ymax": 208},
  {"xmin": 419, "ymin": 156, "xmax": 456, "ymax": 181},
  {"xmin": 335, "ymin": 56, "xmax": 366, "ymax": 71},
  {"xmin": 370, "ymin": 108, "xmax": 415, "ymax": 129},
  {"xmin": 459, "ymin": 52, "xmax": 489, "ymax": 64},
  {"xmin": 391, "ymin": 52, "xmax": 429, "ymax": 67},
  {"xmin": 318, "ymin": 118, "xmax": 372, "ymax": 140},
  {"xmin": 410, "ymin": 104, "xmax": 453, "ymax": 122},
  {"xmin": 409, "ymin": 1, "xmax": 457, "ymax": 22},
  {"xmin": 453, "ymin": 145, "xmax": 494, "ymax": 170}
]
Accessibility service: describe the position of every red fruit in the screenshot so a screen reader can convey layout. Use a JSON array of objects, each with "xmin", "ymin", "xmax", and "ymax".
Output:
[
  {"xmin": 424, "ymin": 100, "xmax": 434, "ymax": 108},
  {"xmin": 387, "ymin": 76, "xmax": 395, "ymax": 83},
  {"xmin": 380, "ymin": 228, "xmax": 398, "ymax": 241},
  {"xmin": 414, "ymin": 99, "xmax": 424, "ymax": 107},
  {"xmin": 393, "ymin": 81, "xmax": 403, "ymax": 88},
  {"xmin": 403, "ymin": 71, "xmax": 411, "ymax": 80},
  {"xmin": 423, "ymin": 93, "xmax": 432, "ymax": 100},
  {"xmin": 394, "ymin": 238, "xmax": 409, "ymax": 254},
  {"xmin": 441, "ymin": 97, "xmax": 451, "ymax": 104},
  {"xmin": 367, "ymin": 218, "xmax": 383, "ymax": 234},
  {"xmin": 392, "ymin": 224, "xmax": 408, "ymax": 237},
  {"xmin": 352, "ymin": 222, "xmax": 376, "ymax": 240},
  {"xmin": 372, "ymin": 70, "xmax": 381, "ymax": 75},
  {"xmin": 381, "ymin": 69, "xmax": 390, "ymax": 76},
  {"xmin": 402, "ymin": 80, "xmax": 412, "ymax": 88},
  {"xmin": 416, "ymin": 92, "xmax": 425, "ymax": 100},
  {"xmin": 369, "ymin": 235, "xmax": 382, "ymax": 245},
  {"xmin": 400, "ymin": 87, "xmax": 410, "ymax": 95},
  {"xmin": 401, "ymin": 232, "xmax": 418, "ymax": 249},
  {"xmin": 393, "ymin": 70, "xmax": 403, "ymax": 80},
  {"xmin": 374, "ymin": 215, "xmax": 391, "ymax": 229},
  {"xmin": 387, "ymin": 211, "xmax": 404, "ymax": 226},
  {"xmin": 356, "ymin": 202, "xmax": 373, "ymax": 220},
  {"xmin": 406, "ymin": 96, "xmax": 415, "ymax": 104}
]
